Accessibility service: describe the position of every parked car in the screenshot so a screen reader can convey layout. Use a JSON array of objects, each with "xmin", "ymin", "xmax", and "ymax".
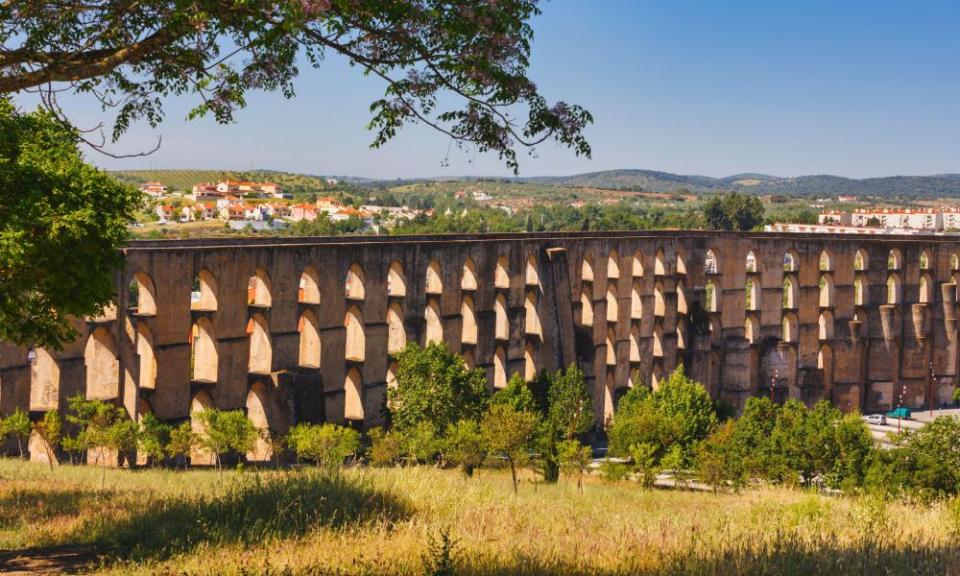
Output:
[
  {"xmin": 865, "ymin": 414, "xmax": 887, "ymax": 426},
  {"xmin": 886, "ymin": 407, "xmax": 912, "ymax": 420}
]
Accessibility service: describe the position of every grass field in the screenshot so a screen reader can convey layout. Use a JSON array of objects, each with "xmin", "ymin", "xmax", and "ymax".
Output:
[{"xmin": 1, "ymin": 460, "xmax": 957, "ymax": 575}]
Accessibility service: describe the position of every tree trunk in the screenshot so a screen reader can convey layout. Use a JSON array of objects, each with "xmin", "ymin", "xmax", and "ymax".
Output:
[{"xmin": 509, "ymin": 459, "xmax": 518, "ymax": 494}]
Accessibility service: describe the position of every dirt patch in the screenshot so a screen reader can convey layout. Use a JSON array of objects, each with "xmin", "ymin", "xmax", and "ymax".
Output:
[{"xmin": 0, "ymin": 546, "xmax": 100, "ymax": 575}]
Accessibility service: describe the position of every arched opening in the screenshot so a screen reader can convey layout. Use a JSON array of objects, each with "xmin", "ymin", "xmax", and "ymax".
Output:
[
  {"xmin": 781, "ymin": 313, "xmax": 798, "ymax": 343},
  {"xmin": 345, "ymin": 305, "xmax": 366, "ymax": 362},
  {"xmin": 745, "ymin": 251, "xmax": 757, "ymax": 273},
  {"xmin": 745, "ymin": 277, "xmax": 758, "ymax": 311},
  {"xmin": 426, "ymin": 260, "xmax": 443, "ymax": 294},
  {"xmin": 494, "ymin": 346, "xmax": 507, "ymax": 389},
  {"xmin": 606, "ymin": 329, "xmax": 616, "ymax": 365},
  {"xmin": 952, "ymin": 253, "xmax": 960, "ymax": 272},
  {"xmin": 632, "ymin": 250, "xmax": 644, "ymax": 277},
  {"xmin": 651, "ymin": 363, "xmax": 664, "ymax": 390},
  {"xmin": 603, "ymin": 371, "xmax": 616, "ymax": 423},
  {"xmin": 247, "ymin": 314, "xmax": 272, "ymax": 374},
  {"xmin": 855, "ymin": 275, "xmax": 868, "ymax": 306},
  {"xmin": 919, "ymin": 273, "xmax": 933, "ymax": 304},
  {"xmin": 136, "ymin": 324, "xmax": 157, "ymax": 390},
  {"xmin": 581, "ymin": 254, "xmax": 595, "ymax": 283},
  {"xmin": 191, "ymin": 269, "xmax": 218, "ymax": 311},
  {"xmin": 524, "ymin": 343, "xmax": 537, "ymax": 380},
  {"xmin": 388, "ymin": 261, "xmax": 407, "ymax": 297},
  {"xmin": 888, "ymin": 249, "xmax": 902, "ymax": 271},
  {"xmin": 819, "ymin": 311, "xmax": 834, "ymax": 340},
  {"xmin": 461, "ymin": 257, "xmax": 478, "ymax": 291},
  {"xmin": 387, "ymin": 302, "xmax": 407, "ymax": 354},
  {"xmin": 654, "ymin": 281, "xmax": 665, "ymax": 317},
  {"xmin": 887, "ymin": 274, "xmax": 901, "ymax": 304},
  {"xmin": 425, "ymin": 298, "xmax": 444, "ymax": 344},
  {"xmin": 247, "ymin": 268, "xmax": 272, "ymax": 307},
  {"xmin": 190, "ymin": 390, "xmax": 215, "ymax": 465},
  {"xmin": 677, "ymin": 318, "xmax": 687, "ymax": 349},
  {"xmin": 705, "ymin": 279, "xmax": 719, "ymax": 313},
  {"xmin": 299, "ymin": 266, "xmax": 321, "ymax": 304},
  {"xmin": 129, "ymin": 272, "xmax": 157, "ymax": 316},
  {"xmin": 744, "ymin": 315, "xmax": 759, "ymax": 344},
  {"xmin": 346, "ymin": 263, "xmax": 366, "ymax": 301},
  {"xmin": 462, "ymin": 349, "xmax": 475, "ymax": 370},
  {"xmin": 524, "ymin": 290, "xmax": 541, "ymax": 337},
  {"xmin": 525, "ymin": 254, "xmax": 539, "ymax": 286},
  {"xmin": 655, "ymin": 249, "xmax": 667, "ymax": 276},
  {"xmin": 676, "ymin": 251, "xmax": 687, "ymax": 276},
  {"xmin": 246, "ymin": 383, "xmax": 272, "ymax": 461},
  {"xmin": 495, "ymin": 256, "xmax": 510, "ymax": 289},
  {"xmin": 344, "ymin": 367, "xmax": 364, "ymax": 421},
  {"xmin": 677, "ymin": 278, "xmax": 688, "ymax": 314},
  {"xmin": 495, "ymin": 294, "xmax": 509, "ymax": 340},
  {"xmin": 818, "ymin": 345, "xmax": 834, "ymax": 389},
  {"xmin": 607, "ymin": 249, "xmax": 620, "ymax": 280},
  {"xmin": 631, "ymin": 281, "xmax": 642, "ymax": 319},
  {"xmin": 819, "ymin": 274, "xmax": 834, "ymax": 307},
  {"xmin": 783, "ymin": 250, "xmax": 798, "ymax": 273},
  {"xmin": 191, "ymin": 317, "xmax": 218, "ymax": 382},
  {"xmin": 30, "ymin": 348, "xmax": 60, "ymax": 410},
  {"xmin": 630, "ymin": 324, "xmax": 641, "ymax": 362},
  {"xmin": 705, "ymin": 249, "xmax": 719, "ymax": 275},
  {"xmin": 920, "ymin": 250, "xmax": 932, "ymax": 271},
  {"xmin": 653, "ymin": 324, "xmax": 663, "ymax": 357},
  {"xmin": 84, "ymin": 327, "xmax": 118, "ymax": 400},
  {"xmin": 580, "ymin": 287, "xmax": 594, "ymax": 326},
  {"xmin": 461, "ymin": 295, "xmax": 478, "ymax": 345},
  {"xmin": 782, "ymin": 276, "xmax": 797, "ymax": 309},
  {"xmin": 855, "ymin": 249, "xmax": 868, "ymax": 272},
  {"xmin": 606, "ymin": 283, "xmax": 618, "ymax": 323},
  {"xmin": 298, "ymin": 310, "xmax": 321, "ymax": 368},
  {"xmin": 819, "ymin": 250, "xmax": 832, "ymax": 272}
]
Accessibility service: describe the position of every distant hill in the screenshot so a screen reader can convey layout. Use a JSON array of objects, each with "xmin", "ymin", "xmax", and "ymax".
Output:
[{"xmin": 525, "ymin": 170, "xmax": 960, "ymax": 198}]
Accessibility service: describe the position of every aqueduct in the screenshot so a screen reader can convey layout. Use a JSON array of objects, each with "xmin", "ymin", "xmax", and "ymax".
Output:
[{"xmin": 3, "ymin": 230, "xmax": 959, "ymax": 461}]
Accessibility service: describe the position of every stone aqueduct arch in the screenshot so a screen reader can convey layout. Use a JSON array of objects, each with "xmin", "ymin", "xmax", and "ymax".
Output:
[{"xmin": 6, "ymin": 231, "xmax": 960, "ymax": 462}]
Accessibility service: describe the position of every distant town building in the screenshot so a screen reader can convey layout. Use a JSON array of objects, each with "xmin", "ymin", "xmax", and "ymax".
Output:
[
  {"xmin": 140, "ymin": 181, "xmax": 167, "ymax": 197},
  {"xmin": 816, "ymin": 207, "xmax": 960, "ymax": 232}
]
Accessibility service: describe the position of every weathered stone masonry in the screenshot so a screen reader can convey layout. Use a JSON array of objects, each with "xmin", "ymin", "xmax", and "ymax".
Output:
[{"xmin": 3, "ymin": 231, "xmax": 959, "ymax": 460}]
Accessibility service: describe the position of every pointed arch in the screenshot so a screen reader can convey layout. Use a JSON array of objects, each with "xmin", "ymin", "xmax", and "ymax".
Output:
[
  {"xmin": 854, "ymin": 275, "xmax": 868, "ymax": 306},
  {"xmin": 29, "ymin": 348, "xmax": 60, "ymax": 410},
  {"xmin": 461, "ymin": 257, "xmax": 478, "ymax": 291},
  {"xmin": 495, "ymin": 293, "xmax": 509, "ymax": 340},
  {"xmin": 819, "ymin": 274, "xmax": 835, "ymax": 307},
  {"xmin": 606, "ymin": 283, "xmax": 618, "ymax": 323},
  {"xmin": 819, "ymin": 250, "xmax": 832, "ymax": 272},
  {"xmin": 607, "ymin": 249, "xmax": 620, "ymax": 279},
  {"xmin": 631, "ymin": 281, "xmax": 642, "ymax": 319},
  {"xmin": 84, "ymin": 327, "xmax": 118, "ymax": 400},
  {"xmin": 744, "ymin": 315, "xmax": 759, "ymax": 344},
  {"xmin": 654, "ymin": 281, "xmax": 665, "ymax": 317},
  {"xmin": 855, "ymin": 249, "xmax": 868, "ymax": 272},
  {"xmin": 580, "ymin": 286, "xmax": 594, "ymax": 326},
  {"xmin": 705, "ymin": 249, "xmax": 719, "ymax": 275},
  {"xmin": 346, "ymin": 263, "xmax": 366, "ymax": 300},
  {"xmin": 299, "ymin": 266, "xmax": 321, "ymax": 304},
  {"xmin": 136, "ymin": 323, "xmax": 157, "ymax": 390},
  {"xmin": 888, "ymin": 249, "xmax": 902, "ymax": 271},
  {"xmin": 344, "ymin": 367, "xmax": 364, "ymax": 421},
  {"xmin": 192, "ymin": 269, "xmax": 218, "ymax": 311},
  {"xmin": 781, "ymin": 313, "xmax": 798, "ymax": 343},
  {"xmin": 345, "ymin": 305, "xmax": 366, "ymax": 362},
  {"xmin": 653, "ymin": 323, "xmax": 664, "ymax": 357},
  {"xmin": 603, "ymin": 371, "xmax": 616, "ymax": 423},
  {"xmin": 299, "ymin": 310, "xmax": 321, "ymax": 368},
  {"xmin": 677, "ymin": 278, "xmax": 688, "ymax": 314},
  {"xmin": 630, "ymin": 324, "xmax": 641, "ymax": 362},
  {"xmin": 819, "ymin": 310, "xmax": 834, "ymax": 340},
  {"xmin": 129, "ymin": 272, "xmax": 157, "ymax": 316},
  {"xmin": 581, "ymin": 253, "xmax": 595, "ymax": 283},
  {"xmin": 190, "ymin": 390, "xmax": 215, "ymax": 465},
  {"xmin": 745, "ymin": 277, "xmax": 759, "ymax": 311},
  {"xmin": 191, "ymin": 317, "xmax": 218, "ymax": 382},
  {"xmin": 655, "ymin": 249, "xmax": 666, "ymax": 276},
  {"xmin": 676, "ymin": 251, "xmax": 688, "ymax": 276},
  {"xmin": 818, "ymin": 345, "xmax": 833, "ymax": 389},
  {"xmin": 920, "ymin": 249, "xmax": 933, "ymax": 271},
  {"xmin": 705, "ymin": 279, "xmax": 719, "ymax": 313},
  {"xmin": 388, "ymin": 261, "xmax": 407, "ymax": 297},
  {"xmin": 247, "ymin": 268, "xmax": 272, "ymax": 307},
  {"xmin": 677, "ymin": 318, "xmax": 687, "ymax": 350},
  {"xmin": 632, "ymin": 250, "xmax": 644, "ymax": 277},
  {"xmin": 461, "ymin": 295, "xmax": 478, "ymax": 345},
  {"xmin": 525, "ymin": 254, "xmax": 539, "ymax": 286},
  {"xmin": 606, "ymin": 328, "xmax": 616, "ymax": 365},
  {"xmin": 919, "ymin": 273, "xmax": 934, "ymax": 304},
  {"xmin": 495, "ymin": 256, "xmax": 510, "ymax": 289},
  {"xmin": 247, "ymin": 313, "xmax": 272, "ymax": 374},
  {"xmin": 493, "ymin": 346, "xmax": 507, "ymax": 389},
  {"xmin": 524, "ymin": 342, "xmax": 537, "ymax": 380},
  {"xmin": 783, "ymin": 250, "xmax": 799, "ymax": 273},
  {"xmin": 524, "ymin": 290, "xmax": 541, "ymax": 337},
  {"xmin": 952, "ymin": 253, "xmax": 960, "ymax": 272},
  {"xmin": 426, "ymin": 259, "xmax": 443, "ymax": 294},
  {"xmin": 246, "ymin": 383, "xmax": 272, "ymax": 461},
  {"xmin": 887, "ymin": 273, "xmax": 902, "ymax": 304},
  {"xmin": 425, "ymin": 298, "xmax": 444, "ymax": 344},
  {"xmin": 745, "ymin": 250, "xmax": 757, "ymax": 273},
  {"xmin": 387, "ymin": 302, "xmax": 407, "ymax": 354},
  {"xmin": 782, "ymin": 276, "xmax": 797, "ymax": 309}
]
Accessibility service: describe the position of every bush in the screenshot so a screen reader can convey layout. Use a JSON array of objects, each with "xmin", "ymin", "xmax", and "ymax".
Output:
[
  {"xmin": 0, "ymin": 407, "xmax": 31, "ymax": 458},
  {"xmin": 137, "ymin": 413, "xmax": 171, "ymax": 466},
  {"xmin": 444, "ymin": 420, "xmax": 485, "ymax": 477},
  {"xmin": 195, "ymin": 409, "xmax": 258, "ymax": 471},
  {"xmin": 368, "ymin": 426, "xmax": 405, "ymax": 467},
  {"xmin": 557, "ymin": 439, "xmax": 592, "ymax": 493},
  {"xmin": 167, "ymin": 422, "xmax": 196, "ymax": 467},
  {"xmin": 288, "ymin": 423, "xmax": 360, "ymax": 473}
]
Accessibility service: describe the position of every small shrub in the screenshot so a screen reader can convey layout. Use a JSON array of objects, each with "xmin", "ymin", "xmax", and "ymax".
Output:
[{"xmin": 288, "ymin": 423, "xmax": 360, "ymax": 473}]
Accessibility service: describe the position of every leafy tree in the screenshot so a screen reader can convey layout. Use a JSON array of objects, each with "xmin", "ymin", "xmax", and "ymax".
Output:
[
  {"xmin": 703, "ymin": 192, "xmax": 765, "ymax": 231},
  {"xmin": 137, "ymin": 413, "xmax": 172, "ymax": 467},
  {"xmin": 481, "ymin": 403, "xmax": 539, "ymax": 494},
  {"xmin": 0, "ymin": 100, "xmax": 139, "ymax": 347},
  {"xmin": 695, "ymin": 420, "xmax": 746, "ymax": 491},
  {"xmin": 388, "ymin": 342, "xmax": 488, "ymax": 436},
  {"xmin": 287, "ymin": 423, "xmax": 360, "ymax": 474},
  {"xmin": 195, "ymin": 409, "xmax": 257, "ymax": 471},
  {"xmin": 0, "ymin": 407, "xmax": 31, "ymax": 458},
  {"xmin": 866, "ymin": 416, "xmax": 960, "ymax": 500},
  {"xmin": 368, "ymin": 426, "xmax": 405, "ymax": 467},
  {"xmin": 403, "ymin": 421, "xmax": 442, "ymax": 465},
  {"xmin": 1, "ymin": 2, "xmax": 591, "ymax": 173},
  {"xmin": 444, "ymin": 419, "xmax": 486, "ymax": 477},
  {"xmin": 63, "ymin": 395, "xmax": 137, "ymax": 466},
  {"xmin": 629, "ymin": 442, "xmax": 659, "ymax": 488},
  {"xmin": 546, "ymin": 365, "xmax": 595, "ymax": 441},
  {"xmin": 167, "ymin": 422, "xmax": 197, "ymax": 468},
  {"xmin": 32, "ymin": 410, "xmax": 61, "ymax": 470},
  {"xmin": 557, "ymin": 439, "xmax": 592, "ymax": 493},
  {"xmin": 491, "ymin": 374, "xmax": 539, "ymax": 413}
]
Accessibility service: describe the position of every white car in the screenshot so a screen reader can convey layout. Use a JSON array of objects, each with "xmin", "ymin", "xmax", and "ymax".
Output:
[{"xmin": 865, "ymin": 414, "xmax": 887, "ymax": 426}]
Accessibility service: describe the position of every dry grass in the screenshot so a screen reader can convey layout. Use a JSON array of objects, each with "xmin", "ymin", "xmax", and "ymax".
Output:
[{"xmin": 0, "ymin": 460, "xmax": 958, "ymax": 575}]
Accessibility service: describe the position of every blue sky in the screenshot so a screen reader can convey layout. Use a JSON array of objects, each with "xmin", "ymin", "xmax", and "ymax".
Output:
[{"xmin": 20, "ymin": 0, "xmax": 960, "ymax": 178}]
